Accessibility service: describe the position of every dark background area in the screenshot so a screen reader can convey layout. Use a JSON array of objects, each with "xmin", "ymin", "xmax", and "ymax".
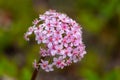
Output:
[{"xmin": 0, "ymin": 0, "xmax": 120, "ymax": 80}]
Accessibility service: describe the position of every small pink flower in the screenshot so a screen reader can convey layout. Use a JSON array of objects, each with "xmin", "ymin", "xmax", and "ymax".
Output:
[
  {"xmin": 33, "ymin": 19, "xmax": 39, "ymax": 25},
  {"xmin": 39, "ymin": 15, "xmax": 47, "ymax": 20},
  {"xmin": 63, "ymin": 47, "xmax": 72, "ymax": 57},
  {"xmin": 40, "ymin": 48, "xmax": 48, "ymax": 57},
  {"xmin": 39, "ymin": 60, "xmax": 54, "ymax": 72},
  {"xmin": 33, "ymin": 59, "xmax": 38, "ymax": 69},
  {"xmin": 62, "ymin": 37, "xmax": 68, "ymax": 47},
  {"xmin": 24, "ymin": 26, "xmax": 35, "ymax": 41},
  {"xmin": 66, "ymin": 59, "xmax": 72, "ymax": 66},
  {"xmin": 61, "ymin": 23, "xmax": 68, "ymax": 31},
  {"xmin": 58, "ymin": 14, "xmax": 67, "ymax": 22},
  {"xmin": 53, "ymin": 34, "xmax": 62, "ymax": 44},
  {"xmin": 54, "ymin": 44, "xmax": 64, "ymax": 55},
  {"xmin": 53, "ymin": 57, "xmax": 66, "ymax": 69}
]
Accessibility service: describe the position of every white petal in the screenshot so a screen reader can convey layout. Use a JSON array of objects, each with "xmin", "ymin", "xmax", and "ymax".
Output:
[
  {"xmin": 68, "ymin": 53, "xmax": 72, "ymax": 57},
  {"xmin": 51, "ymin": 50, "xmax": 57, "ymax": 56},
  {"xmin": 47, "ymin": 43, "xmax": 53, "ymax": 48}
]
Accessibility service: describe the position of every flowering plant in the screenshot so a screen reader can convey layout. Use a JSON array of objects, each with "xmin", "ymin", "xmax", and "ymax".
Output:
[{"xmin": 25, "ymin": 10, "xmax": 86, "ymax": 72}]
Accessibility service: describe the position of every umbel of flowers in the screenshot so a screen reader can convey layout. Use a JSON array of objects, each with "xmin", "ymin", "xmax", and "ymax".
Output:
[{"xmin": 25, "ymin": 10, "xmax": 86, "ymax": 72}]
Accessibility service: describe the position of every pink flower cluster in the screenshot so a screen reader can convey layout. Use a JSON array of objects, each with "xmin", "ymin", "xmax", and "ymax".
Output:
[{"xmin": 25, "ymin": 10, "xmax": 86, "ymax": 72}]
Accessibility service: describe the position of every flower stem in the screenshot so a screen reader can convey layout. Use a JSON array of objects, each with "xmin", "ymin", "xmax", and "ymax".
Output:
[
  {"xmin": 31, "ymin": 68, "xmax": 39, "ymax": 80},
  {"xmin": 31, "ymin": 57, "xmax": 44, "ymax": 80}
]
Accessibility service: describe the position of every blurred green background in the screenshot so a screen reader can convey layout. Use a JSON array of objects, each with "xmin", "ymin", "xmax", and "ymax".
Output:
[{"xmin": 0, "ymin": 0, "xmax": 120, "ymax": 80}]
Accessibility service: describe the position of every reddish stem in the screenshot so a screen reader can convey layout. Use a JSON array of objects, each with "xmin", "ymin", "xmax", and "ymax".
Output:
[{"xmin": 31, "ymin": 57, "xmax": 44, "ymax": 80}]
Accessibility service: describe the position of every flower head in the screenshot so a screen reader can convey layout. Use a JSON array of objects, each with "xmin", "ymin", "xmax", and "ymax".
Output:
[{"xmin": 25, "ymin": 10, "xmax": 86, "ymax": 72}]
